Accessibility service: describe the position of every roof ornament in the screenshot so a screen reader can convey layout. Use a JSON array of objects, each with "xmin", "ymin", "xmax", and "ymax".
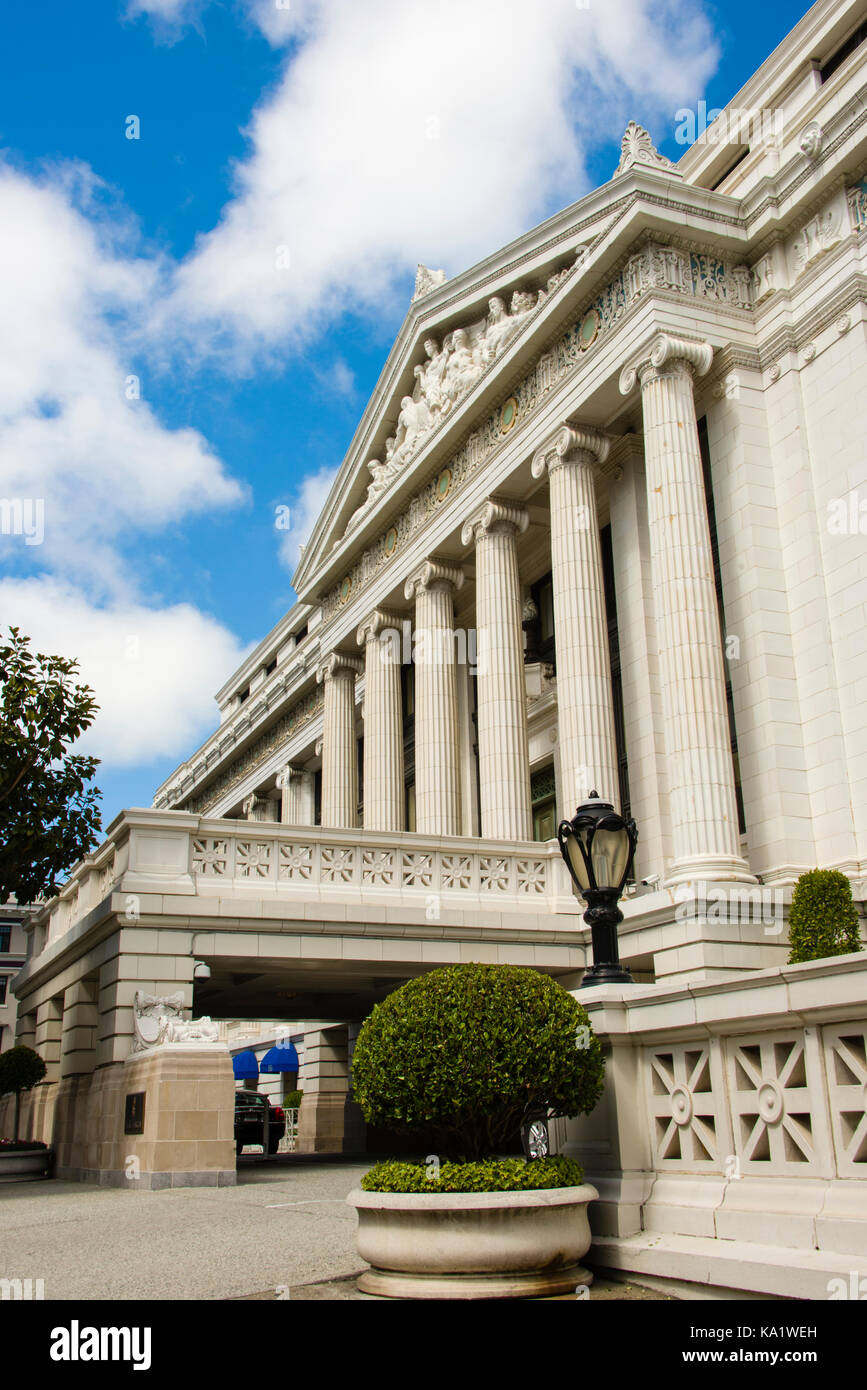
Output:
[
  {"xmin": 413, "ymin": 264, "xmax": 447, "ymax": 299},
  {"xmin": 613, "ymin": 121, "xmax": 682, "ymax": 179}
]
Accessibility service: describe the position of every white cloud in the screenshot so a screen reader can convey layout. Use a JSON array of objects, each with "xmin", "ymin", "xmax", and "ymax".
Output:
[
  {"xmin": 0, "ymin": 161, "xmax": 245, "ymax": 595},
  {"xmin": 164, "ymin": 0, "xmax": 718, "ymax": 358},
  {"xmin": 277, "ymin": 465, "xmax": 338, "ymax": 571},
  {"xmin": 0, "ymin": 162, "xmax": 251, "ymax": 775},
  {"xmin": 0, "ymin": 578, "xmax": 250, "ymax": 766}
]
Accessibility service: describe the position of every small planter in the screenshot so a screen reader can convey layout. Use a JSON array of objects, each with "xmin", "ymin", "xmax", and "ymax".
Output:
[
  {"xmin": 347, "ymin": 1183, "xmax": 598, "ymax": 1299},
  {"xmin": 0, "ymin": 1147, "xmax": 53, "ymax": 1182}
]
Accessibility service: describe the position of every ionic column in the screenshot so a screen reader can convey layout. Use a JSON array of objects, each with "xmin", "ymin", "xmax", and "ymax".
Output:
[
  {"xmin": 242, "ymin": 792, "xmax": 278, "ymax": 823},
  {"xmin": 461, "ymin": 499, "xmax": 532, "ymax": 840},
  {"xmin": 404, "ymin": 559, "xmax": 464, "ymax": 835},
  {"xmin": 531, "ymin": 426, "xmax": 620, "ymax": 811},
  {"xmin": 619, "ymin": 331, "xmax": 754, "ymax": 884},
  {"xmin": 316, "ymin": 652, "xmax": 363, "ymax": 828},
  {"xmin": 357, "ymin": 609, "xmax": 404, "ymax": 832},
  {"xmin": 278, "ymin": 765, "xmax": 315, "ymax": 825}
]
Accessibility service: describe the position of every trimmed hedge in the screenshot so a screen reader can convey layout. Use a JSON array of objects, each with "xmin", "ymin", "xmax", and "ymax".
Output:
[
  {"xmin": 361, "ymin": 1155, "xmax": 584, "ymax": 1193},
  {"xmin": 788, "ymin": 869, "xmax": 863, "ymax": 964},
  {"xmin": 283, "ymin": 1090, "xmax": 303, "ymax": 1109},
  {"xmin": 352, "ymin": 963, "xmax": 605, "ymax": 1160}
]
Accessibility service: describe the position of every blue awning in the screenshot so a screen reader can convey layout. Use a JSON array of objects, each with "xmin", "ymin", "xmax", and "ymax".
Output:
[
  {"xmin": 232, "ymin": 1050, "xmax": 259, "ymax": 1081},
  {"xmin": 260, "ymin": 1042, "xmax": 299, "ymax": 1073}
]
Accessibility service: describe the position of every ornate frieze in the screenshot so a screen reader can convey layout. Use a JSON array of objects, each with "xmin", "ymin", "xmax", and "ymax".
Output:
[
  {"xmin": 323, "ymin": 239, "xmax": 753, "ymax": 623},
  {"xmin": 847, "ymin": 180, "xmax": 867, "ymax": 234},
  {"xmin": 179, "ymin": 686, "xmax": 325, "ymax": 815}
]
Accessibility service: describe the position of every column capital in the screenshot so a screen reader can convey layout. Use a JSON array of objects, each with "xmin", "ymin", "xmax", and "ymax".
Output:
[
  {"xmin": 356, "ymin": 608, "xmax": 404, "ymax": 647},
  {"xmin": 404, "ymin": 557, "xmax": 465, "ymax": 602},
  {"xmin": 461, "ymin": 497, "xmax": 529, "ymax": 548},
  {"xmin": 276, "ymin": 763, "xmax": 312, "ymax": 789},
  {"xmin": 531, "ymin": 424, "xmax": 609, "ymax": 480},
  {"xmin": 316, "ymin": 651, "xmax": 363, "ymax": 684},
  {"xmin": 619, "ymin": 331, "xmax": 714, "ymax": 396}
]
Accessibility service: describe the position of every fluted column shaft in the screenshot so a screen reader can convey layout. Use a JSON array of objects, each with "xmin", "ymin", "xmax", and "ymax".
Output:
[
  {"xmin": 532, "ymin": 427, "xmax": 620, "ymax": 811},
  {"xmin": 462, "ymin": 500, "xmax": 532, "ymax": 839},
  {"xmin": 620, "ymin": 331, "xmax": 752, "ymax": 883},
  {"xmin": 358, "ymin": 610, "xmax": 404, "ymax": 831},
  {"xmin": 405, "ymin": 560, "xmax": 464, "ymax": 835},
  {"xmin": 316, "ymin": 653, "xmax": 362, "ymax": 828},
  {"xmin": 279, "ymin": 765, "xmax": 315, "ymax": 825}
]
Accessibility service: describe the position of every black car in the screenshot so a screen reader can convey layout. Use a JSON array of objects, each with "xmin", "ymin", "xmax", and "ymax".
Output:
[{"xmin": 234, "ymin": 1089, "xmax": 285, "ymax": 1156}]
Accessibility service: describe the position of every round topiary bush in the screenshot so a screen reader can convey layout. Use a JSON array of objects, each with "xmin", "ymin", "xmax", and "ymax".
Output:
[
  {"xmin": 788, "ymin": 869, "xmax": 863, "ymax": 964},
  {"xmin": 351, "ymin": 963, "xmax": 604, "ymax": 1162},
  {"xmin": 0, "ymin": 1045, "xmax": 47, "ymax": 1142}
]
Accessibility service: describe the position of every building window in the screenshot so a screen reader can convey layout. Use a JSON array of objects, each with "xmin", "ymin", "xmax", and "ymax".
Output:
[
  {"xmin": 357, "ymin": 736, "xmax": 364, "ymax": 825},
  {"xmin": 698, "ymin": 415, "xmax": 747, "ymax": 835},
  {"xmin": 526, "ymin": 572, "xmax": 556, "ymax": 667},
  {"xmin": 820, "ymin": 20, "xmax": 867, "ymax": 83},
  {"xmin": 264, "ymin": 658, "xmax": 277, "ymax": 678},
  {"xmin": 531, "ymin": 764, "xmax": 557, "ymax": 841},
  {"xmin": 0, "ymin": 927, "xmax": 10, "ymax": 954},
  {"xmin": 313, "ymin": 769, "xmax": 322, "ymax": 826},
  {"xmin": 238, "ymin": 685, "xmax": 250, "ymax": 705},
  {"xmin": 0, "ymin": 977, "xmax": 7, "ymax": 1005},
  {"xmin": 402, "ymin": 665, "xmax": 415, "ymax": 826},
  {"xmin": 600, "ymin": 525, "xmax": 631, "ymax": 820}
]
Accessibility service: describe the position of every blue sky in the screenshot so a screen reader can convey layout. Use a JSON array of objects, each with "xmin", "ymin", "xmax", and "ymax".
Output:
[{"xmin": 0, "ymin": 0, "xmax": 810, "ymax": 828}]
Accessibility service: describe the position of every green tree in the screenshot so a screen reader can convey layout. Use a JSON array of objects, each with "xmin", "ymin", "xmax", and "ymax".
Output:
[
  {"xmin": 788, "ymin": 869, "xmax": 863, "ymax": 964},
  {"xmin": 352, "ymin": 963, "xmax": 605, "ymax": 1161},
  {"xmin": 0, "ymin": 627, "xmax": 101, "ymax": 903},
  {"xmin": 0, "ymin": 1045, "xmax": 47, "ymax": 1141}
]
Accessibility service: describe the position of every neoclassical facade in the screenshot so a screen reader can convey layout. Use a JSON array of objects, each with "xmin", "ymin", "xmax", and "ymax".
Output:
[{"xmin": 5, "ymin": 0, "xmax": 867, "ymax": 1295}]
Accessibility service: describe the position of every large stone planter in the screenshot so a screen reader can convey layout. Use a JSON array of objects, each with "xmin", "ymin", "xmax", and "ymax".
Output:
[
  {"xmin": 347, "ymin": 1183, "xmax": 598, "ymax": 1298},
  {"xmin": 0, "ymin": 1148, "xmax": 53, "ymax": 1182}
]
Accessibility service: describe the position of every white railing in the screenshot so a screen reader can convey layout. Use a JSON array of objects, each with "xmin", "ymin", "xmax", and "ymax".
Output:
[
  {"xmin": 31, "ymin": 810, "xmax": 577, "ymax": 953},
  {"xmin": 188, "ymin": 820, "xmax": 569, "ymax": 907}
]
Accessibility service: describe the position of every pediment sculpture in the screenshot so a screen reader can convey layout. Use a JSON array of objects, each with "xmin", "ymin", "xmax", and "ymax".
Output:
[
  {"xmin": 344, "ymin": 257, "xmax": 581, "ymax": 536},
  {"xmin": 131, "ymin": 989, "xmax": 222, "ymax": 1053}
]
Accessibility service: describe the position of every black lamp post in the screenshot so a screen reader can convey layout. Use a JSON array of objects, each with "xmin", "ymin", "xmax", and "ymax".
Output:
[{"xmin": 557, "ymin": 792, "xmax": 638, "ymax": 987}]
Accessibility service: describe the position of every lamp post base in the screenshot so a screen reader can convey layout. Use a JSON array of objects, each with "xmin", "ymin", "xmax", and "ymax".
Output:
[{"xmin": 580, "ymin": 962, "xmax": 634, "ymax": 988}]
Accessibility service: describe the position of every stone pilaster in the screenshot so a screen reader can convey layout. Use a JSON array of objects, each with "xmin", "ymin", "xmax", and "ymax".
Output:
[
  {"xmin": 278, "ymin": 764, "xmax": 315, "ymax": 825},
  {"xmin": 35, "ymin": 997, "xmax": 63, "ymax": 1083},
  {"xmin": 357, "ymin": 609, "xmax": 404, "ymax": 832},
  {"xmin": 461, "ymin": 499, "xmax": 532, "ymax": 840},
  {"xmin": 532, "ymin": 426, "xmax": 620, "ymax": 811},
  {"xmin": 404, "ymin": 559, "xmax": 464, "ymax": 836},
  {"xmin": 316, "ymin": 652, "xmax": 363, "ymax": 829},
  {"xmin": 60, "ymin": 978, "xmax": 99, "ymax": 1078},
  {"xmin": 620, "ymin": 331, "xmax": 754, "ymax": 885}
]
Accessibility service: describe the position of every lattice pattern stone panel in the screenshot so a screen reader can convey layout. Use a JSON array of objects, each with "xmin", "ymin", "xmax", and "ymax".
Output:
[
  {"xmin": 647, "ymin": 1044, "xmax": 722, "ymax": 1167},
  {"xmin": 726, "ymin": 1032, "xmax": 819, "ymax": 1172},
  {"xmin": 823, "ymin": 1022, "xmax": 867, "ymax": 1177}
]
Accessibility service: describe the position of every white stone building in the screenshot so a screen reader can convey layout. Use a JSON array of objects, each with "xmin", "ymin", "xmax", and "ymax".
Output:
[{"xmin": 4, "ymin": 0, "xmax": 867, "ymax": 1295}]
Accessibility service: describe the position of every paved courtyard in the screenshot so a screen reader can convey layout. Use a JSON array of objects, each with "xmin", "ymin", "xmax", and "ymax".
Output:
[
  {"xmin": 0, "ymin": 1160, "xmax": 370, "ymax": 1301},
  {"xmin": 0, "ymin": 1159, "xmax": 675, "ymax": 1301}
]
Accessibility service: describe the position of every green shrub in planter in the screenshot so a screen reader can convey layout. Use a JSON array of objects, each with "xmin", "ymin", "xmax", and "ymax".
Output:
[
  {"xmin": 283, "ymin": 1090, "xmax": 303, "ymax": 1109},
  {"xmin": 361, "ymin": 1155, "xmax": 584, "ymax": 1193},
  {"xmin": 788, "ymin": 869, "xmax": 863, "ymax": 964},
  {"xmin": 352, "ymin": 962, "xmax": 604, "ymax": 1163}
]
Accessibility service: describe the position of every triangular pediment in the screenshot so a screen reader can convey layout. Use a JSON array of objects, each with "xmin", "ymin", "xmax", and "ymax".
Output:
[{"xmin": 292, "ymin": 193, "xmax": 627, "ymax": 597}]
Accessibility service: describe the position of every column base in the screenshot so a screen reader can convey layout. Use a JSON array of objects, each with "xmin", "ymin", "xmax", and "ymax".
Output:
[{"xmin": 664, "ymin": 854, "xmax": 757, "ymax": 888}]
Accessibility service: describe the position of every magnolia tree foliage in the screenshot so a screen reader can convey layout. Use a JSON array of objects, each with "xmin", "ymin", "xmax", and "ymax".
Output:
[
  {"xmin": 788, "ymin": 869, "xmax": 863, "ymax": 964},
  {"xmin": 0, "ymin": 627, "xmax": 101, "ymax": 904},
  {"xmin": 351, "ymin": 963, "xmax": 605, "ymax": 1161}
]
